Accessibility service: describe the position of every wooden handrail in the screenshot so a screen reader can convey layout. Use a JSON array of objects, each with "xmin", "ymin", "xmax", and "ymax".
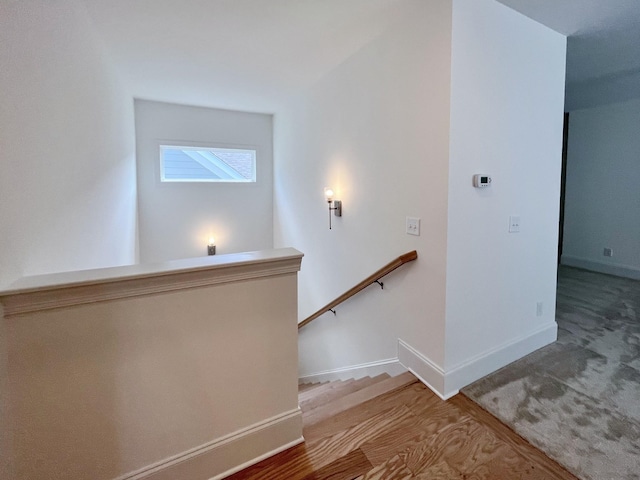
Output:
[{"xmin": 298, "ymin": 250, "xmax": 417, "ymax": 329}]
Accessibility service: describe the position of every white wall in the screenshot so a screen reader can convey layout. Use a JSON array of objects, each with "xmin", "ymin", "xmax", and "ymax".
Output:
[
  {"xmin": 0, "ymin": 0, "xmax": 138, "ymax": 289},
  {"xmin": 135, "ymin": 100, "xmax": 273, "ymax": 263},
  {"xmin": 275, "ymin": 0, "xmax": 453, "ymax": 377},
  {"xmin": 444, "ymin": 0, "xmax": 566, "ymax": 390},
  {"xmin": 562, "ymin": 99, "xmax": 640, "ymax": 278}
]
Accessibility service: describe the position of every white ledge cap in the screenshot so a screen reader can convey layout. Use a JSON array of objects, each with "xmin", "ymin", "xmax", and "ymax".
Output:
[{"xmin": 0, "ymin": 248, "xmax": 303, "ymax": 304}]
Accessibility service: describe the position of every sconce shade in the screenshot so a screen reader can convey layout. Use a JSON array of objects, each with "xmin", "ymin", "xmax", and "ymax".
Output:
[{"xmin": 324, "ymin": 187, "xmax": 334, "ymax": 202}]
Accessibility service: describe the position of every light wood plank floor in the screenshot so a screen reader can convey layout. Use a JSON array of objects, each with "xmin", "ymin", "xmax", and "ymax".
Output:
[{"xmin": 228, "ymin": 375, "xmax": 578, "ymax": 479}]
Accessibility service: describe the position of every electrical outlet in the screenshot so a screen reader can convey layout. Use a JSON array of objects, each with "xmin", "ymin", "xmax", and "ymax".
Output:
[
  {"xmin": 603, "ymin": 247, "xmax": 613, "ymax": 257},
  {"xmin": 536, "ymin": 302, "xmax": 543, "ymax": 317},
  {"xmin": 509, "ymin": 215, "xmax": 521, "ymax": 233},
  {"xmin": 406, "ymin": 217, "xmax": 420, "ymax": 236}
]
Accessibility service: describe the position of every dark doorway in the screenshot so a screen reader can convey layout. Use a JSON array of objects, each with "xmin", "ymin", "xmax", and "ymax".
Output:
[{"xmin": 558, "ymin": 112, "xmax": 569, "ymax": 264}]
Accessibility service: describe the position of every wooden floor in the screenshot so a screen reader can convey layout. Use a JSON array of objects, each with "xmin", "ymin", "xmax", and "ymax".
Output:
[{"xmin": 228, "ymin": 373, "xmax": 578, "ymax": 479}]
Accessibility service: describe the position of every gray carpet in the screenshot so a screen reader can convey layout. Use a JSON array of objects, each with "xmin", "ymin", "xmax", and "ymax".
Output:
[{"xmin": 462, "ymin": 266, "xmax": 640, "ymax": 480}]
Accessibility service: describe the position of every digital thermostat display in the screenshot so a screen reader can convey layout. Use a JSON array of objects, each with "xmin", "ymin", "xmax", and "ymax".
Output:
[{"xmin": 473, "ymin": 174, "xmax": 492, "ymax": 188}]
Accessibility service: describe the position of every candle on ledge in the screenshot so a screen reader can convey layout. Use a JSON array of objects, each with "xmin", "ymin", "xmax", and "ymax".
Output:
[{"xmin": 207, "ymin": 236, "xmax": 216, "ymax": 256}]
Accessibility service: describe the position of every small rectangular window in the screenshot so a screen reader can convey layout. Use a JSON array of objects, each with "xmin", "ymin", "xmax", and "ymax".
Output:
[{"xmin": 159, "ymin": 145, "xmax": 256, "ymax": 183}]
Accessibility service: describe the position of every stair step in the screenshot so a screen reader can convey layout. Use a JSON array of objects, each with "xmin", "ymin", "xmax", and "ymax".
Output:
[
  {"xmin": 300, "ymin": 379, "xmax": 357, "ymax": 412},
  {"xmin": 298, "ymin": 379, "xmax": 349, "ymax": 403},
  {"xmin": 298, "ymin": 381, "xmax": 327, "ymax": 393},
  {"xmin": 301, "ymin": 374, "xmax": 391, "ymax": 413},
  {"xmin": 303, "ymin": 380, "xmax": 435, "ymax": 443},
  {"xmin": 302, "ymin": 371, "xmax": 417, "ymax": 428}
]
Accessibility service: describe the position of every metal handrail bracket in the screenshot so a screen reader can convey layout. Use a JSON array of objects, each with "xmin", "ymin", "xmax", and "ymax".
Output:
[{"xmin": 298, "ymin": 250, "xmax": 417, "ymax": 329}]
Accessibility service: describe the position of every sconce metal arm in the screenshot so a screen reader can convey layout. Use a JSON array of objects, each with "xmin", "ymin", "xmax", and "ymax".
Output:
[{"xmin": 327, "ymin": 200, "xmax": 342, "ymax": 229}]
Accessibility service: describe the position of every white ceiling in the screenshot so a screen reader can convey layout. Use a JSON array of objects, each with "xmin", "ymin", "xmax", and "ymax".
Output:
[
  {"xmin": 82, "ymin": 0, "xmax": 408, "ymax": 112},
  {"xmin": 83, "ymin": 0, "xmax": 640, "ymax": 112}
]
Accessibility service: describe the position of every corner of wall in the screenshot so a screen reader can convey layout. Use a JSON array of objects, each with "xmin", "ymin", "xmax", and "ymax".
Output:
[
  {"xmin": 399, "ymin": 321, "xmax": 557, "ymax": 399},
  {"xmin": 398, "ymin": 339, "xmax": 450, "ymax": 400}
]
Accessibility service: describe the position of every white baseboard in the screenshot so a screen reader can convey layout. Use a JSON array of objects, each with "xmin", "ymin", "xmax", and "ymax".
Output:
[
  {"xmin": 561, "ymin": 255, "xmax": 640, "ymax": 280},
  {"xmin": 397, "ymin": 340, "xmax": 450, "ymax": 400},
  {"xmin": 298, "ymin": 358, "xmax": 406, "ymax": 385},
  {"xmin": 398, "ymin": 322, "xmax": 557, "ymax": 399},
  {"xmin": 115, "ymin": 409, "xmax": 303, "ymax": 480},
  {"xmin": 443, "ymin": 322, "xmax": 557, "ymax": 395}
]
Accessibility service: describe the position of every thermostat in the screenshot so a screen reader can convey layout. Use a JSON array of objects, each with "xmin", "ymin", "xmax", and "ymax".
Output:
[{"xmin": 473, "ymin": 174, "xmax": 492, "ymax": 188}]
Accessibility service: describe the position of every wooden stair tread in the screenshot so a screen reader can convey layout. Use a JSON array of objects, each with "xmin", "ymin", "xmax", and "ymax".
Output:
[
  {"xmin": 302, "ymin": 371, "xmax": 418, "ymax": 427},
  {"xmin": 298, "ymin": 379, "xmax": 348, "ymax": 403},
  {"xmin": 300, "ymin": 374, "xmax": 391, "ymax": 413},
  {"xmin": 303, "ymin": 381, "xmax": 439, "ymax": 443},
  {"xmin": 298, "ymin": 381, "xmax": 327, "ymax": 393},
  {"xmin": 300, "ymin": 379, "xmax": 357, "ymax": 412}
]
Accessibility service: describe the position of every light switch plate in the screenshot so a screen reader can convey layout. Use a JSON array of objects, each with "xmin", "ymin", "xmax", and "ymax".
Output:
[
  {"xmin": 509, "ymin": 215, "xmax": 520, "ymax": 233},
  {"xmin": 406, "ymin": 217, "xmax": 420, "ymax": 236}
]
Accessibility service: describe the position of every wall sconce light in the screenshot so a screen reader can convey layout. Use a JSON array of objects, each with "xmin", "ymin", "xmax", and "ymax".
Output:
[
  {"xmin": 324, "ymin": 187, "xmax": 342, "ymax": 230},
  {"xmin": 207, "ymin": 236, "xmax": 216, "ymax": 255}
]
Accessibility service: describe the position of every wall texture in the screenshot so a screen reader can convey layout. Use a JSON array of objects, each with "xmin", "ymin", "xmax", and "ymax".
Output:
[
  {"xmin": 135, "ymin": 100, "xmax": 274, "ymax": 263},
  {"xmin": 562, "ymin": 99, "xmax": 640, "ymax": 278},
  {"xmin": 275, "ymin": 0, "xmax": 453, "ymax": 379},
  {"xmin": 0, "ymin": 0, "xmax": 137, "ymax": 289}
]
